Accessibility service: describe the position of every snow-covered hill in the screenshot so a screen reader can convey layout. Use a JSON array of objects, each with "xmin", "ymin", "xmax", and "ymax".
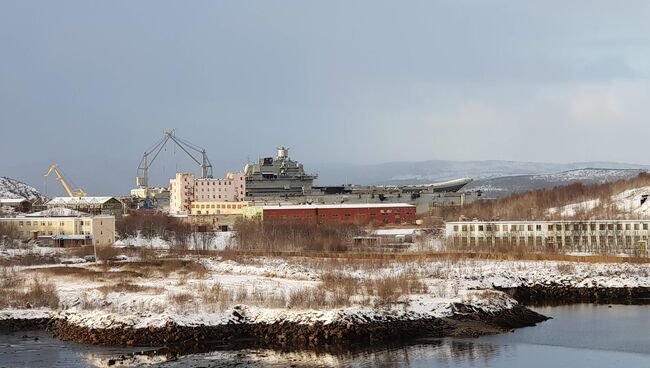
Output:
[
  {"xmin": 0, "ymin": 177, "xmax": 47, "ymax": 201},
  {"xmin": 312, "ymin": 160, "xmax": 650, "ymax": 186},
  {"xmin": 465, "ymin": 169, "xmax": 645, "ymax": 198},
  {"xmin": 547, "ymin": 185, "xmax": 650, "ymax": 219}
]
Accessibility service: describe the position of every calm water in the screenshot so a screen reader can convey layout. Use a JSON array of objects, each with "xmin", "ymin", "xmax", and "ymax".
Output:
[{"xmin": 2, "ymin": 304, "xmax": 650, "ymax": 367}]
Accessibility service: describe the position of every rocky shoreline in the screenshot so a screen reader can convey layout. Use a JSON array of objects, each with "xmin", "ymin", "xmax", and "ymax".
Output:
[
  {"xmin": 0, "ymin": 303, "xmax": 546, "ymax": 352},
  {"xmin": 6, "ymin": 284, "xmax": 650, "ymax": 352},
  {"xmin": 497, "ymin": 285, "xmax": 650, "ymax": 306}
]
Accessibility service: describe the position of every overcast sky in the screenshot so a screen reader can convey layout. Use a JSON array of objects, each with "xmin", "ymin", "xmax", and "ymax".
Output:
[{"xmin": 1, "ymin": 1, "xmax": 650, "ymax": 195}]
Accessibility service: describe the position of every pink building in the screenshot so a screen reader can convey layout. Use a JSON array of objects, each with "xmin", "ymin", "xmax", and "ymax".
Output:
[{"xmin": 169, "ymin": 172, "xmax": 245, "ymax": 214}]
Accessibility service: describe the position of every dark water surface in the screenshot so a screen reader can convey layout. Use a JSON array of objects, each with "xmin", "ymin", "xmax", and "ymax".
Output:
[{"xmin": 2, "ymin": 304, "xmax": 650, "ymax": 367}]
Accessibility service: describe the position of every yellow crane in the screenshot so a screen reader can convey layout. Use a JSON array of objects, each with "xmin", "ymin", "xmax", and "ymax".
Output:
[{"xmin": 44, "ymin": 164, "xmax": 87, "ymax": 198}]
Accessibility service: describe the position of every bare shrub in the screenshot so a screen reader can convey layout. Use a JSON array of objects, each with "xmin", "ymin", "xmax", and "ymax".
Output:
[
  {"xmin": 233, "ymin": 219, "xmax": 363, "ymax": 252},
  {"xmin": 556, "ymin": 263, "xmax": 576, "ymax": 274},
  {"xmin": 321, "ymin": 272, "xmax": 361, "ymax": 296},
  {"xmin": 0, "ymin": 267, "xmax": 24, "ymax": 288},
  {"xmin": 0, "ymin": 278, "xmax": 59, "ymax": 309},
  {"xmin": 97, "ymin": 282, "xmax": 163, "ymax": 296},
  {"xmin": 0, "ymin": 222, "xmax": 20, "ymax": 245},
  {"xmin": 116, "ymin": 212, "xmax": 185, "ymax": 240},
  {"xmin": 369, "ymin": 274, "xmax": 428, "ymax": 305},
  {"xmin": 168, "ymin": 292, "xmax": 194, "ymax": 307},
  {"xmin": 288, "ymin": 287, "xmax": 327, "ymax": 309},
  {"xmin": 118, "ymin": 259, "xmax": 207, "ymax": 278}
]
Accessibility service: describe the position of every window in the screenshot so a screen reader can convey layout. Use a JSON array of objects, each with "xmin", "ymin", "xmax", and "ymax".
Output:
[
  {"xmin": 478, "ymin": 225, "xmax": 484, "ymax": 231},
  {"xmin": 527, "ymin": 225, "xmax": 533, "ymax": 231},
  {"xmin": 536, "ymin": 224, "xmax": 542, "ymax": 231},
  {"xmin": 453, "ymin": 225, "xmax": 459, "ymax": 231}
]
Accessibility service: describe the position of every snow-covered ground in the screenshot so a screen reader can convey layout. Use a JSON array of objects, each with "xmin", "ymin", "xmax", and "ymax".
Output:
[
  {"xmin": 115, "ymin": 231, "xmax": 235, "ymax": 250},
  {"xmin": 547, "ymin": 199, "xmax": 601, "ymax": 217},
  {"xmin": 2, "ymin": 247, "xmax": 650, "ymax": 331}
]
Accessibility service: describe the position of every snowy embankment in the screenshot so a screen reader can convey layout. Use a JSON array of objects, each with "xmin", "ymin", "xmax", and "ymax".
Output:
[{"xmin": 2, "ymin": 249, "xmax": 649, "ymax": 347}]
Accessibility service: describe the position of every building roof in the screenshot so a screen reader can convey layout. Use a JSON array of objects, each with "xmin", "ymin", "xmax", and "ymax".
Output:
[
  {"xmin": 47, "ymin": 196, "xmax": 116, "ymax": 205},
  {"xmin": 52, "ymin": 234, "xmax": 92, "ymax": 240},
  {"xmin": 261, "ymin": 203, "xmax": 415, "ymax": 210},
  {"xmin": 25, "ymin": 208, "xmax": 89, "ymax": 217},
  {"xmin": 372, "ymin": 228, "xmax": 419, "ymax": 236},
  {"xmin": 0, "ymin": 198, "xmax": 28, "ymax": 205}
]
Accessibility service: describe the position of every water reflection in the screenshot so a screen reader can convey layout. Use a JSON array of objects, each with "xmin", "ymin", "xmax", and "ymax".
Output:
[{"xmin": 3, "ymin": 305, "xmax": 650, "ymax": 367}]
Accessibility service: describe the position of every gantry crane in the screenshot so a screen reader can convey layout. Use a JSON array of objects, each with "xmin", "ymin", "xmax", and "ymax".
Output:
[
  {"xmin": 136, "ymin": 129, "xmax": 213, "ymax": 188},
  {"xmin": 44, "ymin": 164, "xmax": 87, "ymax": 198}
]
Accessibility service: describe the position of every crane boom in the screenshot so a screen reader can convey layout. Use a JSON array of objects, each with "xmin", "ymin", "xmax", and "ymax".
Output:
[
  {"xmin": 136, "ymin": 129, "xmax": 213, "ymax": 188},
  {"xmin": 44, "ymin": 164, "xmax": 87, "ymax": 198}
]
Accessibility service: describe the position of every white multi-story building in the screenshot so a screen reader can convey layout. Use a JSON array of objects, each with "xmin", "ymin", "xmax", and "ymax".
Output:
[
  {"xmin": 445, "ymin": 220, "xmax": 650, "ymax": 254},
  {"xmin": 169, "ymin": 172, "xmax": 246, "ymax": 214}
]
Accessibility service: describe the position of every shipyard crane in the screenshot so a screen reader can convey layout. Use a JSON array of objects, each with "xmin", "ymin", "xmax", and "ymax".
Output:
[
  {"xmin": 136, "ymin": 129, "xmax": 213, "ymax": 188},
  {"xmin": 44, "ymin": 164, "xmax": 87, "ymax": 198}
]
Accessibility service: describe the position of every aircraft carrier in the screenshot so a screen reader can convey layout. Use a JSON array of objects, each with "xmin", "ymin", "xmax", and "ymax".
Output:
[{"xmin": 244, "ymin": 147, "xmax": 478, "ymax": 214}]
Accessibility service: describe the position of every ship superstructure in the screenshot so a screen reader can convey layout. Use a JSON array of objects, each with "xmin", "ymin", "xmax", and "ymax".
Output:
[
  {"xmin": 243, "ymin": 147, "xmax": 478, "ymax": 214},
  {"xmin": 244, "ymin": 147, "xmax": 318, "ymax": 197}
]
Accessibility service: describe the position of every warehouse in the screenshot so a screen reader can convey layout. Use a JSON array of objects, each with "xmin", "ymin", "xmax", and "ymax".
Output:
[
  {"xmin": 47, "ymin": 196, "xmax": 124, "ymax": 216},
  {"xmin": 252, "ymin": 203, "xmax": 416, "ymax": 225}
]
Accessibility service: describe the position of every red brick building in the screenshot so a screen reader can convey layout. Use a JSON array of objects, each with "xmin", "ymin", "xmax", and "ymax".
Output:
[{"xmin": 260, "ymin": 203, "xmax": 416, "ymax": 225}]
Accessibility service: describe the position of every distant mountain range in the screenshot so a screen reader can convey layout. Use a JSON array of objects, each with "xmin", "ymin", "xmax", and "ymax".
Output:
[
  {"xmin": 0, "ymin": 177, "xmax": 47, "ymax": 201},
  {"xmin": 465, "ymin": 168, "xmax": 646, "ymax": 198},
  {"xmin": 312, "ymin": 160, "xmax": 650, "ymax": 198}
]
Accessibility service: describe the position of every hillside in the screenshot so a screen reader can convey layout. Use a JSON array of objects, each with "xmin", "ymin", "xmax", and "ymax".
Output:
[
  {"xmin": 434, "ymin": 173, "xmax": 650, "ymax": 222},
  {"xmin": 312, "ymin": 160, "xmax": 650, "ymax": 186},
  {"xmin": 0, "ymin": 177, "xmax": 47, "ymax": 201},
  {"xmin": 465, "ymin": 169, "xmax": 645, "ymax": 198}
]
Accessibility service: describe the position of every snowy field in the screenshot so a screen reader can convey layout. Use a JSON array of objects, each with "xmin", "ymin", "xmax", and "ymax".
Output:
[{"xmin": 2, "ymin": 244, "xmax": 650, "ymax": 331}]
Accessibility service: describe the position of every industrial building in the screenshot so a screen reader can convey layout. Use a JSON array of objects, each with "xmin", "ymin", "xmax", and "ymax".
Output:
[
  {"xmin": 445, "ymin": 220, "xmax": 650, "ymax": 254},
  {"xmin": 0, "ymin": 198, "xmax": 32, "ymax": 213},
  {"xmin": 0, "ymin": 208, "xmax": 116, "ymax": 247},
  {"xmin": 47, "ymin": 196, "xmax": 124, "ymax": 216},
  {"xmin": 168, "ymin": 172, "xmax": 246, "ymax": 214},
  {"xmin": 246, "ymin": 203, "xmax": 417, "ymax": 225}
]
